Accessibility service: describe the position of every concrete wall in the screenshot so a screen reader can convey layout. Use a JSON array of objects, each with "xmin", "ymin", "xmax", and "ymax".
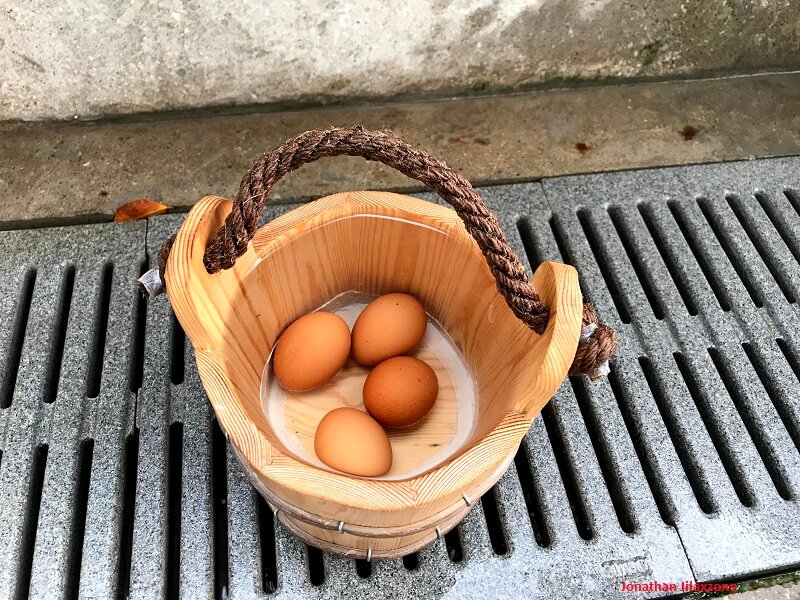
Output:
[{"xmin": 1, "ymin": 0, "xmax": 799, "ymax": 121}]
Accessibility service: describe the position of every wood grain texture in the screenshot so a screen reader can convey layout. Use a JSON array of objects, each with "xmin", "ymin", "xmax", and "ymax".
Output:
[{"xmin": 166, "ymin": 191, "xmax": 583, "ymax": 556}]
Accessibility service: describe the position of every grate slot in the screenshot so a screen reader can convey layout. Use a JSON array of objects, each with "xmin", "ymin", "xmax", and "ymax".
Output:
[
  {"xmin": 548, "ymin": 215, "xmax": 573, "ymax": 265},
  {"xmin": 402, "ymin": 553, "xmax": 418, "ymax": 571},
  {"xmin": 516, "ymin": 217, "xmax": 544, "ymax": 269},
  {"xmin": 44, "ymin": 264, "xmax": 75, "ymax": 403},
  {"xmin": 725, "ymin": 195, "xmax": 795, "ymax": 303},
  {"xmin": 541, "ymin": 403, "xmax": 594, "ymax": 540},
  {"xmin": 15, "ymin": 444, "xmax": 48, "ymax": 600},
  {"xmin": 116, "ymin": 428, "xmax": 139, "ymax": 600},
  {"xmin": 443, "ymin": 526, "xmax": 463, "ymax": 563},
  {"xmin": 696, "ymin": 199, "xmax": 764, "ymax": 307},
  {"xmin": 86, "ymin": 263, "xmax": 114, "ymax": 398},
  {"xmin": 170, "ymin": 311, "xmax": 185, "ymax": 386},
  {"xmin": 256, "ymin": 495, "xmax": 278, "ymax": 594},
  {"xmin": 607, "ymin": 205, "xmax": 666, "ymax": 320},
  {"xmin": 608, "ymin": 367, "xmax": 674, "ymax": 525},
  {"xmin": 785, "ymin": 189, "xmax": 800, "ymax": 217},
  {"xmin": 306, "ymin": 545, "xmax": 325, "ymax": 586},
  {"xmin": 570, "ymin": 376, "xmax": 637, "ymax": 533},
  {"xmin": 513, "ymin": 443, "xmax": 552, "ymax": 548},
  {"xmin": 741, "ymin": 343, "xmax": 800, "ymax": 454},
  {"xmin": 211, "ymin": 420, "xmax": 230, "ymax": 600},
  {"xmin": 638, "ymin": 357, "xmax": 717, "ymax": 514},
  {"xmin": 708, "ymin": 349, "xmax": 794, "ymax": 501},
  {"xmin": 1, "ymin": 268, "xmax": 37, "ymax": 409},
  {"xmin": 518, "ymin": 215, "xmax": 586, "ymax": 295},
  {"xmin": 637, "ymin": 203, "xmax": 699, "ymax": 316},
  {"xmin": 128, "ymin": 258, "xmax": 148, "ymax": 393},
  {"xmin": 666, "ymin": 201, "xmax": 732, "ymax": 311},
  {"xmin": 166, "ymin": 422, "xmax": 184, "ymax": 600},
  {"xmin": 754, "ymin": 193, "xmax": 800, "ymax": 266},
  {"xmin": 575, "ymin": 209, "xmax": 631, "ymax": 324},
  {"xmin": 66, "ymin": 439, "xmax": 94, "ymax": 600},
  {"xmin": 776, "ymin": 338, "xmax": 800, "ymax": 382},
  {"xmin": 355, "ymin": 559, "xmax": 371, "ymax": 578},
  {"xmin": 548, "ymin": 214, "xmax": 587, "ymax": 296},
  {"xmin": 480, "ymin": 486, "xmax": 509, "ymax": 555},
  {"xmin": 672, "ymin": 353, "xmax": 755, "ymax": 507}
]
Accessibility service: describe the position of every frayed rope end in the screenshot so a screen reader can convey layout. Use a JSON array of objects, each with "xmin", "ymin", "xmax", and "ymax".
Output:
[
  {"xmin": 580, "ymin": 323, "xmax": 612, "ymax": 380},
  {"xmin": 137, "ymin": 266, "xmax": 165, "ymax": 299}
]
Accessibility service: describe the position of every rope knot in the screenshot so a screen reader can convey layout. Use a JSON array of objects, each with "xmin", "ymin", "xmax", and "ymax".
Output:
[{"xmin": 570, "ymin": 304, "xmax": 618, "ymax": 380}]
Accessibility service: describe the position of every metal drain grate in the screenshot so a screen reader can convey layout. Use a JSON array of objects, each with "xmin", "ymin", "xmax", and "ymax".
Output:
[{"xmin": 0, "ymin": 157, "xmax": 799, "ymax": 599}]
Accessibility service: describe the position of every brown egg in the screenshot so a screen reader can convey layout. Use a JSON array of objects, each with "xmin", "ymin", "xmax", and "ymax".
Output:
[
  {"xmin": 314, "ymin": 407, "xmax": 393, "ymax": 476},
  {"xmin": 351, "ymin": 293, "xmax": 427, "ymax": 366},
  {"xmin": 273, "ymin": 311, "xmax": 351, "ymax": 392},
  {"xmin": 363, "ymin": 356, "xmax": 439, "ymax": 428}
]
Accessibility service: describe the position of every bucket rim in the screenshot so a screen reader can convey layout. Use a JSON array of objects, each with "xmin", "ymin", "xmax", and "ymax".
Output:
[{"xmin": 166, "ymin": 191, "xmax": 583, "ymax": 519}]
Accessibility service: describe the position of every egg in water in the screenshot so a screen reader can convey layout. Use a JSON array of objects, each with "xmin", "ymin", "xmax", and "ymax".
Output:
[
  {"xmin": 363, "ymin": 356, "xmax": 438, "ymax": 428},
  {"xmin": 351, "ymin": 293, "xmax": 427, "ymax": 366},
  {"xmin": 273, "ymin": 311, "xmax": 350, "ymax": 392},
  {"xmin": 314, "ymin": 407, "xmax": 393, "ymax": 476}
]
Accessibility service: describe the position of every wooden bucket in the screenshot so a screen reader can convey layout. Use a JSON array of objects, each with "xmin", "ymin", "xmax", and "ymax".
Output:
[{"xmin": 152, "ymin": 127, "xmax": 617, "ymax": 560}]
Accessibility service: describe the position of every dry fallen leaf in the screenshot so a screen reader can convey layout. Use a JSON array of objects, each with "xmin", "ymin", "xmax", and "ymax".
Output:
[{"xmin": 114, "ymin": 199, "xmax": 172, "ymax": 222}]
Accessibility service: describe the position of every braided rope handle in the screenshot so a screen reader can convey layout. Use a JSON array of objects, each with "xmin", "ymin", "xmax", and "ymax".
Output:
[{"xmin": 152, "ymin": 126, "xmax": 617, "ymax": 378}]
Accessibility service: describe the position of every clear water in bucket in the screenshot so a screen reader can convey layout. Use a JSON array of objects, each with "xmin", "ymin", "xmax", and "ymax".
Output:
[{"xmin": 260, "ymin": 291, "xmax": 479, "ymax": 480}]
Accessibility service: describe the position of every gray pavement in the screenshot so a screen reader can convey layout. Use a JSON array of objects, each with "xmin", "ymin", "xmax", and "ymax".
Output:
[{"xmin": 2, "ymin": 73, "xmax": 800, "ymax": 226}]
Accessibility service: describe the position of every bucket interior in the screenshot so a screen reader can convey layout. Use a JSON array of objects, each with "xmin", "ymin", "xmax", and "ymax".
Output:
[{"xmin": 220, "ymin": 205, "xmax": 542, "ymax": 479}]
